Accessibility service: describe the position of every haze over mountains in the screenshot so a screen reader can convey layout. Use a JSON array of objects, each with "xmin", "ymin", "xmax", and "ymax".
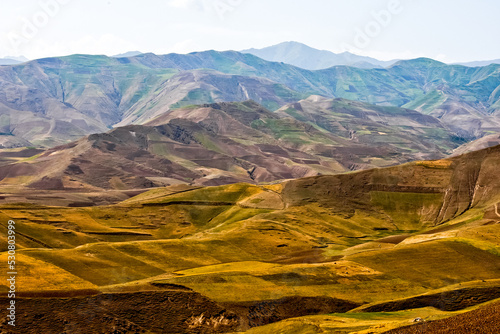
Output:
[
  {"xmin": 0, "ymin": 45, "xmax": 499, "ymax": 151},
  {"xmin": 111, "ymin": 51, "xmax": 143, "ymax": 58},
  {"xmin": 242, "ymin": 41, "xmax": 398, "ymax": 69},
  {"xmin": 455, "ymin": 59, "xmax": 500, "ymax": 67},
  {"xmin": 0, "ymin": 56, "xmax": 29, "ymax": 66},
  {"xmin": 243, "ymin": 41, "xmax": 500, "ymax": 69}
]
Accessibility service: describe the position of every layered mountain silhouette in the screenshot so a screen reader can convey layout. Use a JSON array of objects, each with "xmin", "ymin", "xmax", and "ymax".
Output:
[
  {"xmin": 456, "ymin": 59, "xmax": 500, "ymax": 67},
  {"xmin": 111, "ymin": 51, "xmax": 143, "ymax": 58},
  {"xmin": 0, "ymin": 100, "xmax": 463, "ymax": 190},
  {"xmin": 0, "ymin": 48, "xmax": 499, "ymax": 148}
]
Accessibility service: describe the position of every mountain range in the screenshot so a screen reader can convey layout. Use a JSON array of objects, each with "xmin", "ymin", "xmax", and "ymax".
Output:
[
  {"xmin": 456, "ymin": 59, "xmax": 500, "ymax": 67},
  {"xmin": 243, "ymin": 41, "xmax": 500, "ymax": 69},
  {"xmin": 112, "ymin": 51, "xmax": 143, "ymax": 58},
  {"xmin": 0, "ymin": 99, "xmax": 462, "ymax": 192},
  {"xmin": 0, "ymin": 43, "xmax": 500, "ymax": 333},
  {"xmin": 0, "ymin": 55, "xmax": 29, "ymax": 65},
  {"xmin": 0, "ymin": 48, "xmax": 499, "ymax": 150}
]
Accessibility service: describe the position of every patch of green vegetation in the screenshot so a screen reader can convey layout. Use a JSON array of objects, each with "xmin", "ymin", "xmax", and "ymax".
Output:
[
  {"xmin": 370, "ymin": 191, "xmax": 444, "ymax": 229},
  {"xmin": 251, "ymin": 118, "xmax": 336, "ymax": 146},
  {"xmin": 0, "ymin": 114, "xmax": 10, "ymax": 131},
  {"xmin": 283, "ymin": 108, "xmax": 308, "ymax": 122},
  {"xmin": 193, "ymin": 133, "xmax": 223, "ymax": 153},
  {"xmin": 173, "ymin": 88, "xmax": 216, "ymax": 109},
  {"xmin": 335, "ymin": 311, "xmax": 407, "ymax": 319},
  {"xmin": 261, "ymin": 100, "xmax": 280, "ymax": 111},
  {"xmin": 403, "ymin": 90, "xmax": 447, "ymax": 114},
  {"xmin": 23, "ymin": 245, "xmax": 165, "ymax": 286},
  {"xmin": 0, "ymin": 253, "xmax": 98, "ymax": 292},
  {"xmin": 19, "ymin": 153, "xmax": 42, "ymax": 162},
  {"xmin": 207, "ymin": 207, "xmax": 273, "ymax": 232},
  {"xmin": 181, "ymin": 205, "xmax": 230, "ymax": 229},
  {"xmin": 453, "ymin": 237, "xmax": 500, "ymax": 257}
]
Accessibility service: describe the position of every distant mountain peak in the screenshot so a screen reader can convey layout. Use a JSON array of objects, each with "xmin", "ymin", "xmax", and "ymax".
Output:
[
  {"xmin": 391, "ymin": 57, "xmax": 447, "ymax": 68},
  {"xmin": 0, "ymin": 55, "xmax": 29, "ymax": 65},
  {"xmin": 454, "ymin": 59, "xmax": 500, "ymax": 67},
  {"xmin": 1, "ymin": 55, "xmax": 29, "ymax": 61},
  {"xmin": 241, "ymin": 41, "xmax": 397, "ymax": 70},
  {"xmin": 274, "ymin": 41, "xmax": 321, "ymax": 50},
  {"xmin": 304, "ymin": 95, "xmax": 330, "ymax": 103},
  {"xmin": 112, "ymin": 51, "xmax": 143, "ymax": 58}
]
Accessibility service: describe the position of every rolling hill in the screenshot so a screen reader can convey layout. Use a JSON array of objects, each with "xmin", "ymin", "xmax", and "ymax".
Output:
[
  {"xmin": 0, "ymin": 142, "xmax": 499, "ymax": 333},
  {"xmin": 277, "ymin": 95, "xmax": 461, "ymax": 157},
  {"xmin": 0, "ymin": 100, "xmax": 465, "ymax": 193},
  {"xmin": 451, "ymin": 132, "xmax": 500, "ymax": 156}
]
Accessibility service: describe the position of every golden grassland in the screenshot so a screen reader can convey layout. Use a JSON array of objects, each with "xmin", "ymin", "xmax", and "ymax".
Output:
[{"xmin": 0, "ymin": 168, "xmax": 499, "ymax": 333}]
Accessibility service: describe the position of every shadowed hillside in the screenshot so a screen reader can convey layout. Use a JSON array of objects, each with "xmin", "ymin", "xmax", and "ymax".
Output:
[{"xmin": 0, "ymin": 100, "xmax": 463, "ymax": 192}]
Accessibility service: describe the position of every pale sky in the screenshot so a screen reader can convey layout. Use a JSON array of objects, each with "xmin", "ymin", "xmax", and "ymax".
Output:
[{"xmin": 0, "ymin": 0, "xmax": 498, "ymax": 62}]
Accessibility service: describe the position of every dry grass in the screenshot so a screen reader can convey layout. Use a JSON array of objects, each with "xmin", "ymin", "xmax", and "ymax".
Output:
[
  {"xmin": 0, "ymin": 253, "xmax": 97, "ymax": 292},
  {"xmin": 416, "ymin": 160, "xmax": 453, "ymax": 169},
  {"xmin": 0, "ymin": 154, "xmax": 497, "ymax": 333}
]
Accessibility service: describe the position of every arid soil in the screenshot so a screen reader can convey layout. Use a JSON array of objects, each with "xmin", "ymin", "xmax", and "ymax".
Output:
[
  {"xmin": 0, "ymin": 291, "xmax": 239, "ymax": 334},
  {"xmin": 0, "ymin": 291, "xmax": 359, "ymax": 333},
  {"xmin": 382, "ymin": 301, "xmax": 500, "ymax": 334},
  {"xmin": 362, "ymin": 287, "xmax": 500, "ymax": 312}
]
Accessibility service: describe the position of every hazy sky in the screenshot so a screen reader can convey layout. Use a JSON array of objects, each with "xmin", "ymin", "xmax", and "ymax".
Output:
[{"xmin": 0, "ymin": 0, "xmax": 498, "ymax": 62}]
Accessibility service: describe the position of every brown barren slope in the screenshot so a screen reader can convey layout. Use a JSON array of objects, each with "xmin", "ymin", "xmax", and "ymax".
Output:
[
  {"xmin": 0, "ymin": 100, "xmax": 464, "ymax": 192},
  {"xmin": 382, "ymin": 301, "xmax": 500, "ymax": 334}
]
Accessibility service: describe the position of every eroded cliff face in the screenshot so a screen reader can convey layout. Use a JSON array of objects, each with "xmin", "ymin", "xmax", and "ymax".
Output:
[{"xmin": 435, "ymin": 145, "xmax": 500, "ymax": 222}]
